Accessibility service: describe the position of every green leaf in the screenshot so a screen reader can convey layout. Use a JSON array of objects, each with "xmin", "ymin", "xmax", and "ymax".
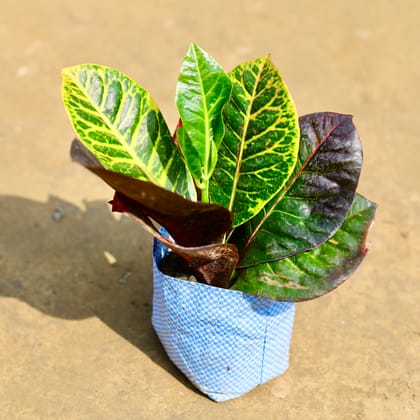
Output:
[
  {"xmin": 231, "ymin": 193, "xmax": 377, "ymax": 301},
  {"xmin": 209, "ymin": 55, "xmax": 299, "ymax": 227},
  {"xmin": 62, "ymin": 64, "xmax": 196, "ymax": 199},
  {"xmin": 236, "ymin": 113, "xmax": 363, "ymax": 267},
  {"xmin": 175, "ymin": 43, "xmax": 232, "ymax": 200}
]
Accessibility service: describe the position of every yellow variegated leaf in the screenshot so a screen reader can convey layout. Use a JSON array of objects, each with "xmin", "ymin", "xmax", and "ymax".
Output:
[
  {"xmin": 209, "ymin": 56, "xmax": 299, "ymax": 227},
  {"xmin": 62, "ymin": 64, "xmax": 196, "ymax": 199}
]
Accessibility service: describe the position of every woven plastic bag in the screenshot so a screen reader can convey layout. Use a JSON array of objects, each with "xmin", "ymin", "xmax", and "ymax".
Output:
[{"xmin": 152, "ymin": 238, "xmax": 295, "ymax": 402}]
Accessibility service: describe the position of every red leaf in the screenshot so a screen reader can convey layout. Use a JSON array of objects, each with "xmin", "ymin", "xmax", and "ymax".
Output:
[{"xmin": 71, "ymin": 139, "xmax": 232, "ymax": 247}]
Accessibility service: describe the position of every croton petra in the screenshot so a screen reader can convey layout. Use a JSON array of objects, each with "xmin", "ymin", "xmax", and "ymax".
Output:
[{"xmin": 62, "ymin": 42, "xmax": 376, "ymax": 301}]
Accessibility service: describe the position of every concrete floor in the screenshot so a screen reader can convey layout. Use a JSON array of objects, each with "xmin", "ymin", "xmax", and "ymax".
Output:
[{"xmin": 0, "ymin": 0, "xmax": 418, "ymax": 418}]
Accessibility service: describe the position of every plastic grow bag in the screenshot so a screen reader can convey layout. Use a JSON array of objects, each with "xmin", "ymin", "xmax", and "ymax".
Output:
[{"xmin": 151, "ymin": 238, "xmax": 295, "ymax": 402}]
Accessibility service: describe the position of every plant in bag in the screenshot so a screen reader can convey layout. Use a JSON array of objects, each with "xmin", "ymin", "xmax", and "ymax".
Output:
[
  {"xmin": 62, "ymin": 43, "xmax": 376, "ymax": 301},
  {"xmin": 62, "ymin": 43, "xmax": 377, "ymax": 402}
]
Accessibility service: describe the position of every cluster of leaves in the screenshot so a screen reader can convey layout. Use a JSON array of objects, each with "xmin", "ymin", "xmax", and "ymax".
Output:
[{"xmin": 62, "ymin": 42, "xmax": 376, "ymax": 301}]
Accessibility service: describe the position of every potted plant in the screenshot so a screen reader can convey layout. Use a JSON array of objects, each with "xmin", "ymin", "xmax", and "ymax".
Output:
[{"xmin": 62, "ymin": 42, "xmax": 377, "ymax": 402}]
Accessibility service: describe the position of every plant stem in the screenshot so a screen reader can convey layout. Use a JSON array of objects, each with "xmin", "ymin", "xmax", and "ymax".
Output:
[{"xmin": 201, "ymin": 183, "xmax": 209, "ymax": 203}]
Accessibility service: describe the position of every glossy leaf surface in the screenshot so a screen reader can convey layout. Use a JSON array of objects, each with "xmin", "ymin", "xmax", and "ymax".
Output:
[
  {"xmin": 71, "ymin": 139, "xmax": 232, "ymax": 247},
  {"xmin": 112, "ymin": 194, "xmax": 238, "ymax": 289},
  {"xmin": 232, "ymin": 194, "xmax": 377, "ymax": 301},
  {"xmin": 209, "ymin": 55, "xmax": 299, "ymax": 227},
  {"xmin": 237, "ymin": 113, "xmax": 363, "ymax": 267},
  {"xmin": 62, "ymin": 64, "xmax": 196, "ymax": 199},
  {"xmin": 175, "ymin": 43, "xmax": 231, "ymax": 198}
]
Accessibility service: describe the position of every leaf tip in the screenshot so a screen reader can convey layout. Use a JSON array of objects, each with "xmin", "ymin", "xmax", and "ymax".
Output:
[
  {"xmin": 187, "ymin": 41, "xmax": 202, "ymax": 56},
  {"xmin": 61, "ymin": 65, "xmax": 77, "ymax": 80}
]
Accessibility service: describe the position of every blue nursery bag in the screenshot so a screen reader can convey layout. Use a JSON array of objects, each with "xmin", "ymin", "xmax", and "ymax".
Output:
[{"xmin": 151, "ymin": 239, "xmax": 295, "ymax": 402}]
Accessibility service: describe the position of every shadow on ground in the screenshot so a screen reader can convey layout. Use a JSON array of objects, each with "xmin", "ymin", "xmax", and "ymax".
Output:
[{"xmin": 0, "ymin": 194, "xmax": 198, "ymax": 393}]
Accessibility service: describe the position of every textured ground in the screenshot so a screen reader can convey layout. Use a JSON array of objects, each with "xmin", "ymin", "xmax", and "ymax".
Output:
[{"xmin": 1, "ymin": 0, "xmax": 419, "ymax": 418}]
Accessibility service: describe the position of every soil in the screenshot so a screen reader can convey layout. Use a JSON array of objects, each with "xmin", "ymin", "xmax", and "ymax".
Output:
[
  {"xmin": 1, "ymin": 0, "xmax": 419, "ymax": 418},
  {"xmin": 158, "ymin": 252, "xmax": 197, "ymax": 282}
]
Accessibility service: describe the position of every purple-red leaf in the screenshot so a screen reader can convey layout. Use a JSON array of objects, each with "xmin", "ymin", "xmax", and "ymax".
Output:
[
  {"xmin": 111, "ymin": 193, "xmax": 238, "ymax": 288},
  {"xmin": 71, "ymin": 139, "xmax": 232, "ymax": 247},
  {"xmin": 162, "ymin": 241, "xmax": 239, "ymax": 289}
]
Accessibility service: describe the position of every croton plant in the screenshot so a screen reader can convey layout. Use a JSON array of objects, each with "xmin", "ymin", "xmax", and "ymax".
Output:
[{"xmin": 62, "ymin": 42, "xmax": 376, "ymax": 301}]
